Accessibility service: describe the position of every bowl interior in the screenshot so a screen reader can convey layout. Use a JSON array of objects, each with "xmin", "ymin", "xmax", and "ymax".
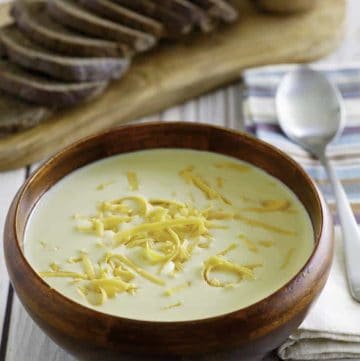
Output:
[
  {"xmin": 16, "ymin": 123, "xmax": 322, "ymax": 250},
  {"xmin": 16, "ymin": 123, "xmax": 323, "ymax": 252}
]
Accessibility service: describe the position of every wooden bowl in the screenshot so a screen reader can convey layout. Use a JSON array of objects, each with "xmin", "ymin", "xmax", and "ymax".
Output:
[{"xmin": 4, "ymin": 122, "xmax": 333, "ymax": 361}]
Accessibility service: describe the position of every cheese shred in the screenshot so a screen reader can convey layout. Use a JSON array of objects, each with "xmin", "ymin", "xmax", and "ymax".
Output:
[
  {"xmin": 238, "ymin": 235, "xmax": 259, "ymax": 253},
  {"xmin": 81, "ymin": 253, "xmax": 96, "ymax": 279},
  {"xmin": 258, "ymin": 240, "xmax": 275, "ymax": 248},
  {"xmin": 216, "ymin": 177, "xmax": 224, "ymax": 188},
  {"xmin": 179, "ymin": 167, "xmax": 231, "ymax": 205},
  {"xmin": 39, "ymin": 172, "xmax": 290, "ymax": 309},
  {"xmin": 281, "ymin": 248, "xmax": 295, "ymax": 270},
  {"xmin": 244, "ymin": 199, "xmax": 291, "ymax": 213},
  {"xmin": 235, "ymin": 214, "xmax": 296, "ymax": 236},
  {"xmin": 39, "ymin": 271, "xmax": 88, "ymax": 280},
  {"xmin": 127, "ymin": 172, "xmax": 139, "ymax": 191},
  {"xmin": 217, "ymin": 243, "xmax": 237, "ymax": 256},
  {"xmin": 202, "ymin": 255, "xmax": 255, "ymax": 288},
  {"xmin": 108, "ymin": 253, "xmax": 165, "ymax": 286},
  {"xmin": 163, "ymin": 281, "xmax": 191, "ymax": 297},
  {"xmin": 162, "ymin": 301, "xmax": 182, "ymax": 310},
  {"xmin": 96, "ymin": 181, "xmax": 114, "ymax": 190}
]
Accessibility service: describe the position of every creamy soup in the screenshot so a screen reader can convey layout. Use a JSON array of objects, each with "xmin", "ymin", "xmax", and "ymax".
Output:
[{"xmin": 24, "ymin": 149, "xmax": 314, "ymax": 321}]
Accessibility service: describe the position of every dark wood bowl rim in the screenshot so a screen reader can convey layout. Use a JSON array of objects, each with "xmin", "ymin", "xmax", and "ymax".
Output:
[{"xmin": 12, "ymin": 121, "xmax": 325, "ymax": 327}]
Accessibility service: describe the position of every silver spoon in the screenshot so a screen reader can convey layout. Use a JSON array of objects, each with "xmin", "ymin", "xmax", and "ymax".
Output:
[{"xmin": 276, "ymin": 66, "xmax": 360, "ymax": 302}]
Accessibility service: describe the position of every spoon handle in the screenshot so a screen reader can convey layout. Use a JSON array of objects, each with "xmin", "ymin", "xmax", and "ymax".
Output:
[{"xmin": 320, "ymin": 154, "xmax": 360, "ymax": 302}]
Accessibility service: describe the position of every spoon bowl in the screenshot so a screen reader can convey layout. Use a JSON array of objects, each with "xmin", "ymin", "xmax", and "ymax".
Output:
[{"xmin": 276, "ymin": 67, "xmax": 345, "ymax": 156}]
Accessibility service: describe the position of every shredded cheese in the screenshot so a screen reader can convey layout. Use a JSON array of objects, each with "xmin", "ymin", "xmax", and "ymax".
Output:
[
  {"xmin": 113, "ymin": 267, "xmax": 135, "ymax": 282},
  {"xmin": 80, "ymin": 252, "xmax": 96, "ymax": 279},
  {"xmin": 96, "ymin": 181, "xmax": 114, "ymax": 190},
  {"xmin": 238, "ymin": 234, "xmax": 259, "ymax": 253},
  {"xmin": 202, "ymin": 209, "xmax": 234, "ymax": 220},
  {"xmin": 118, "ymin": 196, "xmax": 147, "ymax": 216},
  {"xmin": 179, "ymin": 166, "xmax": 231, "ymax": 205},
  {"xmin": 67, "ymin": 256, "xmax": 82, "ymax": 264},
  {"xmin": 281, "ymin": 248, "xmax": 295, "ymax": 270},
  {"xmin": 162, "ymin": 301, "xmax": 182, "ymax": 310},
  {"xmin": 127, "ymin": 172, "xmax": 139, "ymax": 191},
  {"xmin": 202, "ymin": 255, "xmax": 255, "ymax": 288},
  {"xmin": 97, "ymin": 201, "xmax": 129, "ymax": 214},
  {"xmin": 217, "ymin": 243, "xmax": 237, "ymax": 256},
  {"xmin": 49, "ymin": 262, "xmax": 60, "ymax": 272},
  {"xmin": 258, "ymin": 240, "xmax": 275, "ymax": 248},
  {"xmin": 91, "ymin": 278, "xmax": 135, "ymax": 294},
  {"xmin": 85, "ymin": 285, "xmax": 108, "ymax": 306},
  {"xmin": 77, "ymin": 287, "xmax": 87, "ymax": 299},
  {"xmin": 216, "ymin": 177, "xmax": 224, "ymax": 188},
  {"xmin": 149, "ymin": 199, "xmax": 186, "ymax": 209},
  {"xmin": 39, "ymin": 271, "xmax": 88, "ymax": 280},
  {"xmin": 163, "ymin": 281, "xmax": 191, "ymax": 296},
  {"xmin": 198, "ymin": 238, "xmax": 212, "ymax": 248},
  {"xmin": 114, "ymin": 217, "xmax": 207, "ymax": 246},
  {"xmin": 108, "ymin": 253, "xmax": 165, "ymax": 286},
  {"xmin": 235, "ymin": 214, "xmax": 296, "ymax": 236},
  {"xmin": 102, "ymin": 215, "xmax": 131, "ymax": 229},
  {"xmin": 40, "ymin": 182, "xmax": 274, "ymax": 308},
  {"xmin": 92, "ymin": 219, "xmax": 104, "ymax": 237},
  {"xmin": 244, "ymin": 199, "xmax": 291, "ymax": 213}
]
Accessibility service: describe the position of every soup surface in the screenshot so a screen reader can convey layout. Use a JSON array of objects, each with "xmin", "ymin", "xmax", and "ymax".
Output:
[{"xmin": 24, "ymin": 149, "xmax": 314, "ymax": 321}]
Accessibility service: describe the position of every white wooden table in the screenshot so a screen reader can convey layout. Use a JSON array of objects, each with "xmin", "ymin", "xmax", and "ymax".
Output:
[{"xmin": 1, "ymin": 2, "xmax": 360, "ymax": 360}]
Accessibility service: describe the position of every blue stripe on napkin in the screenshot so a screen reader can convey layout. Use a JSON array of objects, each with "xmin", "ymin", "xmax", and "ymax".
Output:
[{"xmin": 243, "ymin": 65, "xmax": 360, "ymax": 219}]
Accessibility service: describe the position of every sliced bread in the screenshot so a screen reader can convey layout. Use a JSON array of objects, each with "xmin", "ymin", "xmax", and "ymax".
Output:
[
  {"xmin": 161, "ymin": 0, "xmax": 215, "ymax": 32},
  {"xmin": 190, "ymin": 0, "xmax": 239, "ymax": 22},
  {"xmin": 0, "ymin": 91, "xmax": 52, "ymax": 135},
  {"xmin": 0, "ymin": 25, "xmax": 130, "ymax": 82},
  {"xmin": 11, "ymin": 0, "xmax": 131, "ymax": 57},
  {"xmin": 47, "ymin": 0, "xmax": 157, "ymax": 52},
  {"xmin": 78, "ymin": 0, "xmax": 164, "ymax": 37},
  {"xmin": 0, "ymin": 60, "xmax": 108, "ymax": 107},
  {"xmin": 112, "ymin": 0, "xmax": 193, "ymax": 36}
]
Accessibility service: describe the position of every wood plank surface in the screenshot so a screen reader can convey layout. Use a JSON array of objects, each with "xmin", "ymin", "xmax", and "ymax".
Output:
[
  {"xmin": 5, "ymin": 295, "xmax": 75, "ymax": 361},
  {"xmin": 0, "ymin": 169, "xmax": 25, "ymax": 345},
  {"xmin": 0, "ymin": 0, "xmax": 345, "ymax": 171}
]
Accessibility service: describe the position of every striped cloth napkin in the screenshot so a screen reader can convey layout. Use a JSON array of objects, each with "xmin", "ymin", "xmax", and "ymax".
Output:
[{"xmin": 243, "ymin": 64, "xmax": 360, "ymax": 361}]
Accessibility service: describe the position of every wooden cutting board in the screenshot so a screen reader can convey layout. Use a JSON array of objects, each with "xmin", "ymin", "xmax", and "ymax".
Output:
[{"xmin": 0, "ymin": 0, "xmax": 345, "ymax": 171}]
